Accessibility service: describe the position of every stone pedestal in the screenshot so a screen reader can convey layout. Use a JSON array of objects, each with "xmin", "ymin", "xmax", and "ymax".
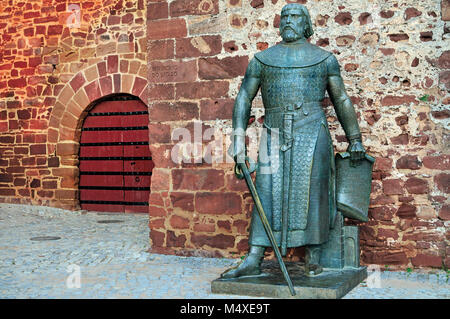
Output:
[
  {"xmin": 211, "ymin": 260, "xmax": 366, "ymax": 299},
  {"xmin": 212, "ymin": 211, "xmax": 366, "ymax": 299}
]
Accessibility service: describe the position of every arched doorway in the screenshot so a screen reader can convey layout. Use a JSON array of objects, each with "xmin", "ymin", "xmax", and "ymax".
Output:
[{"xmin": 78, "ymin": 94, "xmax": 153, "ymax": 213}]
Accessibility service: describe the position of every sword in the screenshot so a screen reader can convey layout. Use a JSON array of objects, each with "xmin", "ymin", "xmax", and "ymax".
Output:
[
  {"xmin": 235, "ymin": 157, "xmax": 296, "ymax": 296},
  {"xmin": 281, "ymin": 112, "xmax": 294, "ymax": 257}
]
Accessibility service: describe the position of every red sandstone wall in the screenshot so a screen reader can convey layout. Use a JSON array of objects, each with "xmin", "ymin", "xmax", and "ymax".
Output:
[
  {"xmin": 147, "ymin": 0, "xmax": 449, "ymax": 269},
  {"xmin": 0, "ymin": 1, "xmax": 147, "ymax": 209}
]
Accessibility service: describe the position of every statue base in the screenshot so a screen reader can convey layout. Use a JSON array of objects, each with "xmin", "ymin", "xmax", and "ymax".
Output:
[{"xmin": 211, "ymin": 260, "xmax": 366, "ymax": 299}]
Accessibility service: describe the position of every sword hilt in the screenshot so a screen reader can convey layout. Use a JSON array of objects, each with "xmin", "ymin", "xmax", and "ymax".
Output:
[{"xmin": 234, "ymin": 156, "xmax": 257, "ymax": 179}]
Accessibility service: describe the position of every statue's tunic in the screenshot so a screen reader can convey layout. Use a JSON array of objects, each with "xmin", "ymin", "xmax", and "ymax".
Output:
[{"xmin": 248, "ymin": 42, "xmax": 339, "ymax": 249}]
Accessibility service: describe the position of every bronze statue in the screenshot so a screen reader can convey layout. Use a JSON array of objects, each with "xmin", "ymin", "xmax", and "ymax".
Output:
[{"xmin": 221, "ymin": 3, "xmax": 367, "ymax": 279}]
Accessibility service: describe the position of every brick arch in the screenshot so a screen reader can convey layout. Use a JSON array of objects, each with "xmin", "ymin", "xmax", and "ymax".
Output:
[{"xmin": 47, "ymin": 56, "xmax": 148, "ymax": 210}]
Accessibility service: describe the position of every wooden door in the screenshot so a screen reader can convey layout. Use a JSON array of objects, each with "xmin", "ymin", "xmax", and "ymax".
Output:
[{"xmin": 79, "ymin": 96, "xmax": 153, "ymax": 213}]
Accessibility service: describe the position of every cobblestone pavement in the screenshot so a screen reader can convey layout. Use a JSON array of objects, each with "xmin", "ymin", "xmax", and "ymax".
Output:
[{"xmin": 0, "ymin": 204, "xmax": 448, "ymax": 299}]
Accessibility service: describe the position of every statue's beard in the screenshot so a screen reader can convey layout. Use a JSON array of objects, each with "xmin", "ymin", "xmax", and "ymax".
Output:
[{"xmin": 281, "ymin": 26, "xmax": 302, "ymax": 42}]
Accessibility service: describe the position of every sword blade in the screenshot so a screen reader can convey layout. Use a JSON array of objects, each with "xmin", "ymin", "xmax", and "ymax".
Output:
[{"xmin": 238, "ymin": 162, "xmax": 296, "ymax": 296}]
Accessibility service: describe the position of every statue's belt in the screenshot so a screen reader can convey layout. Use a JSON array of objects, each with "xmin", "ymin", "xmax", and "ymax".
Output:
[
  {"xmin": 263, "ymin": 102, "xmax": 324, "ymax": 153},
  {"xmin": 264, "ymin": 101, "xmax": 323, "ymax": 114},
  {"xmin": 263, "ymin": 102, "xmax": 325, "ymax": 150}
]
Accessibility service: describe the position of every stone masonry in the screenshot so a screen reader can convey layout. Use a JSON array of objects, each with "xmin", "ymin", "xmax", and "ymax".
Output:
[
  {"xmin": 0, "ymin": 0, "xmax": 148, "ymax": 209},
  {"xmin": 146, "ymin": 0, "xmax": 449, "ymax": 269}
]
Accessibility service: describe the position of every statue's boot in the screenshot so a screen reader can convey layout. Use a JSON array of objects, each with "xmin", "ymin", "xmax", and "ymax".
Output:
[
  {"xmin": 220, "ymin": 245, "xmax": 265, "ymax": 279},
  {"xmin": 305, "ymin": 245, "xmax": 323, "ymax": 276}
]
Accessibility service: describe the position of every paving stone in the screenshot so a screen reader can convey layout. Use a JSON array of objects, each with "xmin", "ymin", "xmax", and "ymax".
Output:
[{"xmin": 0, "ymin": 203, "xmax": 448, "ymax": 299}]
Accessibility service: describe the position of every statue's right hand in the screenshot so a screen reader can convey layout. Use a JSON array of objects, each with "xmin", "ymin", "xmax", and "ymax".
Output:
[{"xmin": 229, "ymin": 135, "xmax": 246, "ymax": 164}]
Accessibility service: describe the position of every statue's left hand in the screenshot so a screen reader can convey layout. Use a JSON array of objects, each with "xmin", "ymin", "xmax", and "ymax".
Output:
[{"xmin": 347, "ymin": 140, "xmax": 366, "ymax": 164}]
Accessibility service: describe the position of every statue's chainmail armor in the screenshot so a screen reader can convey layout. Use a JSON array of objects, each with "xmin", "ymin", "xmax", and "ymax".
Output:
[{"xmin": 257, "ymin": 60, "xmax": 330, "ymax": 233}]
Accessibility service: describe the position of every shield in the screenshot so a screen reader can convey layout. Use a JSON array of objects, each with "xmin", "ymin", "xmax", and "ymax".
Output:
[{"xmin": 335, "ymin": 152, "xmax": 375, "ymax": 222}]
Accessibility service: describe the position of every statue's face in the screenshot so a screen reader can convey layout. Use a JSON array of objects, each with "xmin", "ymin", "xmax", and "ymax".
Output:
[{"xmin": 280, "ymin": 9, "xmax": 306, "ymax": 42}]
